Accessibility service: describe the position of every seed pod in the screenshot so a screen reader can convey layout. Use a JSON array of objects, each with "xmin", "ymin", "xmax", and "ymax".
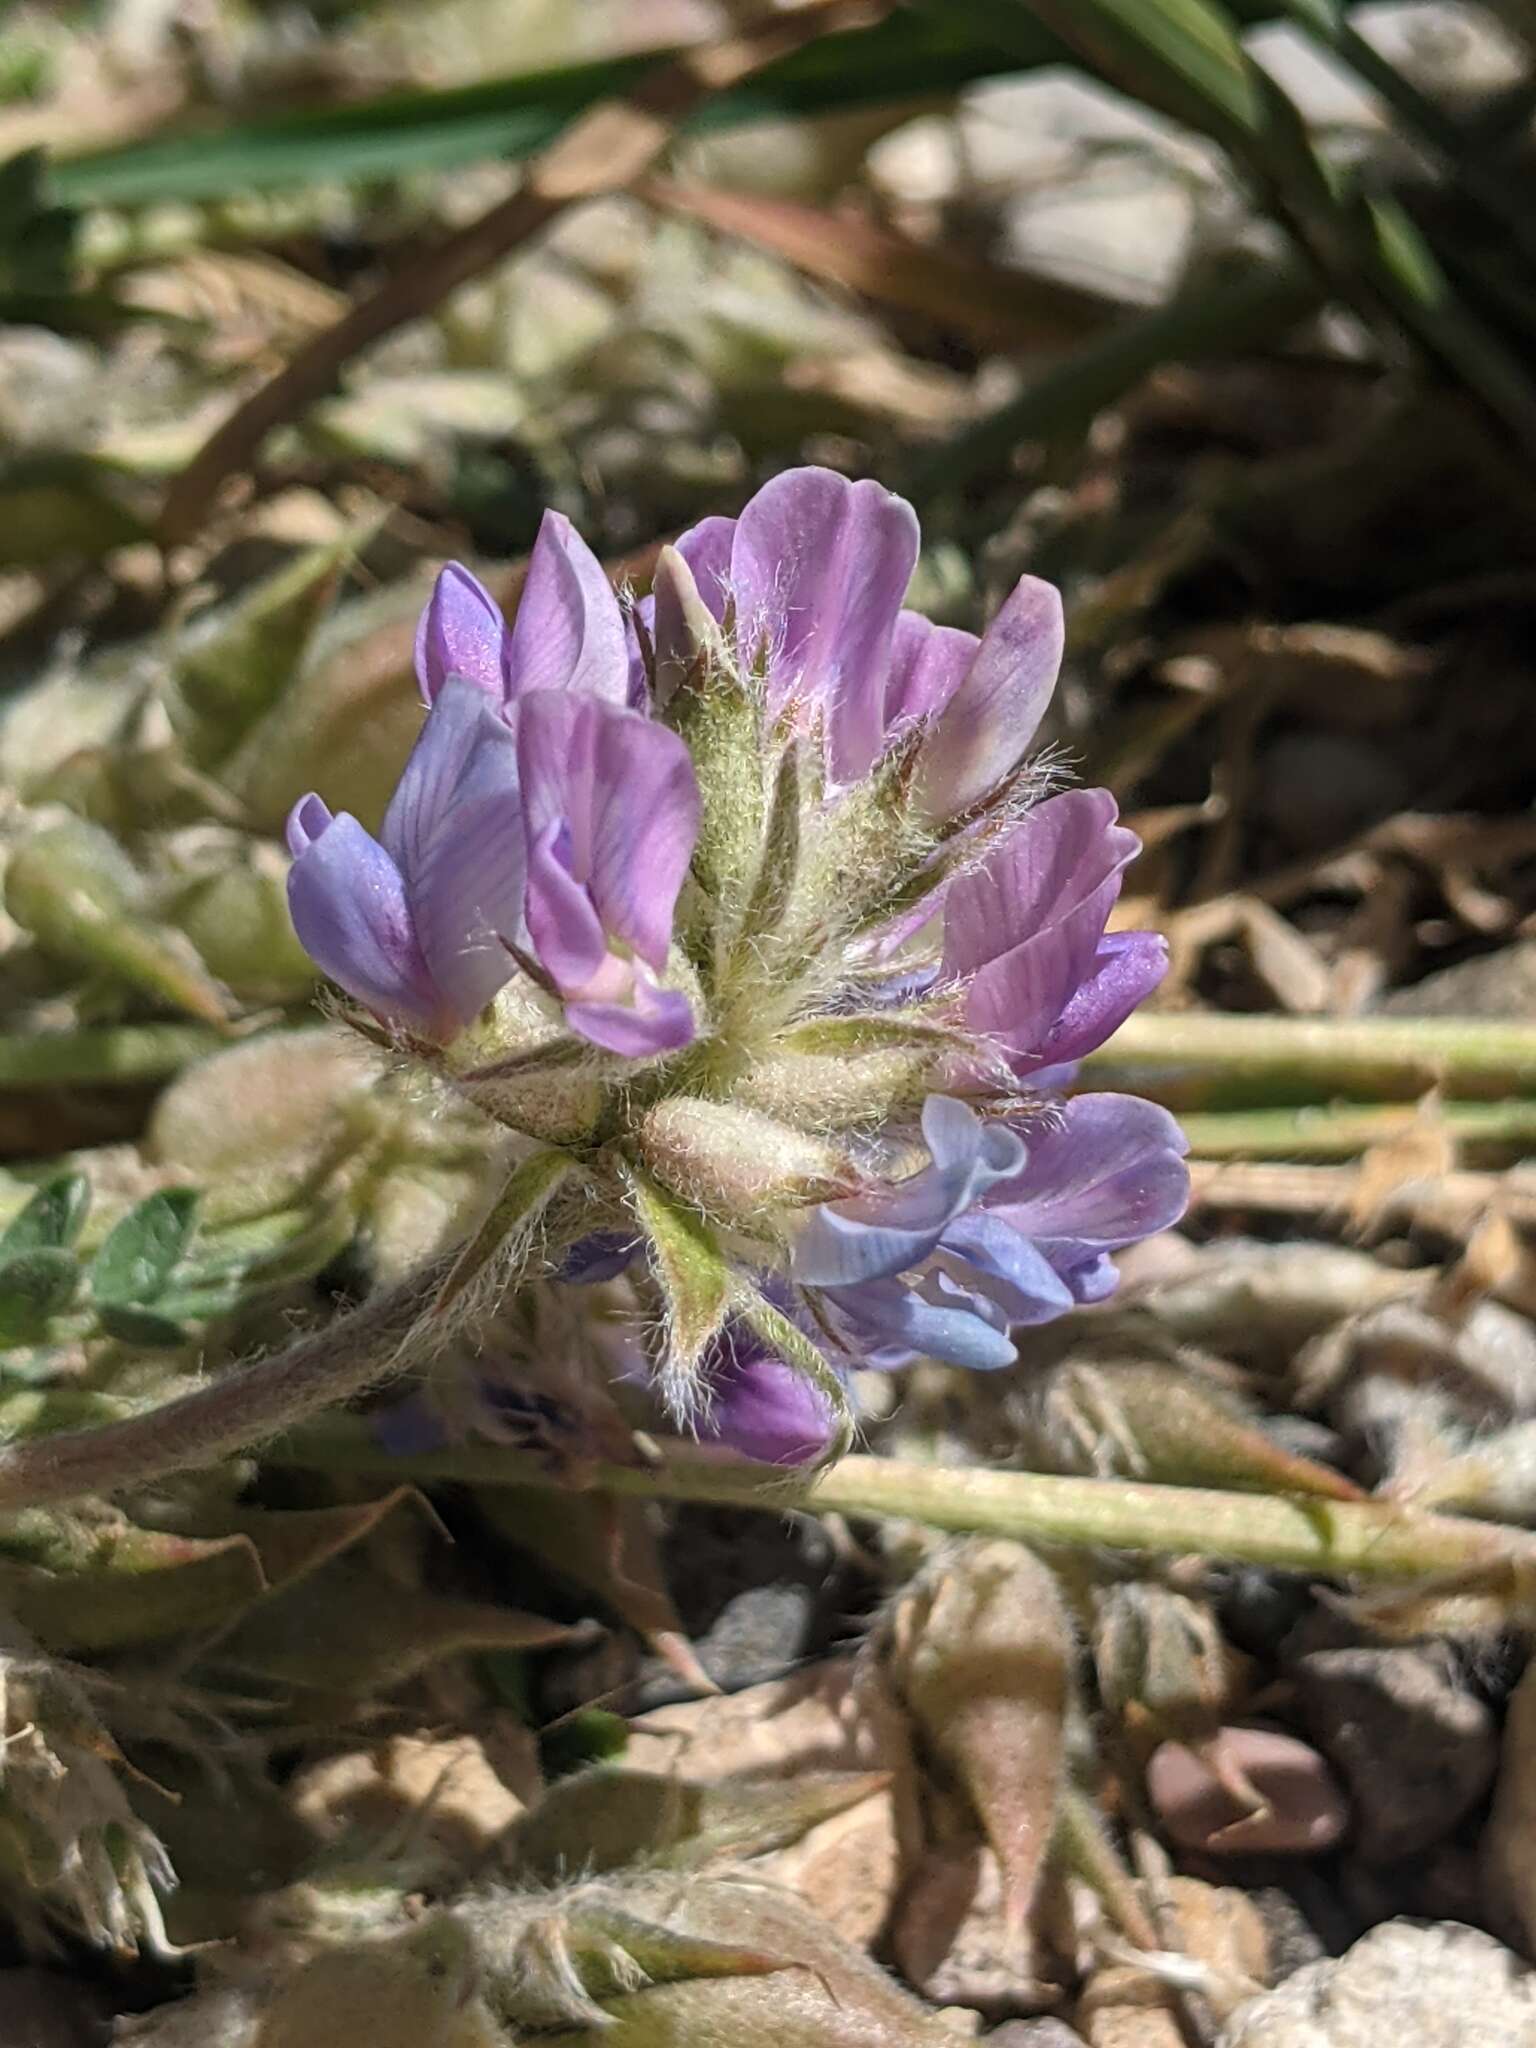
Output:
[{"xmin": 884, "ymin": 1539, "xmax": 1070, "ymax": 1935}]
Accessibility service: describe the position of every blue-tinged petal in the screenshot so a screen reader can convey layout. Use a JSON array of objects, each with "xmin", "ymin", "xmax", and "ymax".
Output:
[
  {"xmin": 1039, "ymin": 929, "xmax": 1168, "ymax": 1067},
  {"xmin": 285, "ymin": 806, "xmax": 438, "ymax": 1031},
  {"xmin": 988, "ymin": 1093, "xmax": 1190, "ymax": 1256},
  {"xmin": 933, "ymin": 1212, "xmax": 1075, "ymax": 1325},
  {"xmin": 286, "ymin": 792, "xmax": 333, "ymax": 857},
  {"xmin": 792, "ymin": 1096, "xmax": 1024, "ymax": 1287},
  {"xmin": 504, "ymin": 509, "xmax": 629, "ymax": 702},
  {"xmin": 830, "ymin": 1273, "xmax": 1019, "ymax": 1372},
  {"xmin": 380, "ymin": 676, "xmax": 523, "ymax": 1027}
]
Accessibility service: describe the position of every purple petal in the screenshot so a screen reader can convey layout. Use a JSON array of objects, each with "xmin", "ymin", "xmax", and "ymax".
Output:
[
  {"xmin": 504, "ymin": 510, "xmax": 629, "ymax": 703},
  {"xmin": 380, "ymin": 677, "xmax": 524, "ymax": 1027},
  {"xmin": 672, "ymin": 514, "xmax": 736, "ymax": 622},
  {"xmin": 286, "ymin": 792, "xmax": 333, "ymax": 858},
  {"xmin": 1041, "ymin": 928, "xmax": 1168, "ymax": 1066},
  {"xmin": 945, "ymin": 789, "xmax": 1143, "ymax": 1066},
  {"xmin": 524, "ymin": 817, "xmax": 610, "ymax": 994},
  {"xmin": 285, "ymin": 804, "xmax": 438, "ymax": 1032},
  {"xmin": 517, "ymin": 690, "xmax": 699, "ymax": 973},
  {"xmin": 885, "ymin": 611, "xmax": 978, "ymax": 732},
  {"xmin": 913, "ymin": 574, "xmax": 1063, "ymax": 821},
  {"xmin": 566, "ymin": 977, "xmax": 696, "ymax": 1058},
  {"xmin": 729, "ymin": 467, "xmax": 919, "ymax": 784},
  {"xmin": 792, "ymin": 1095, "xmax": 1024, "ymax": 1288},
  {"xmin": 700, "ymin": 1330, "xmax": 840, "ymax": 1466},
  {"xmin": 414, "ymin": 565, "xmax": 511, "ymax": 706},
  {"xmin": 988, "ymin": 1093, "xmax": 1191, "ymax": 1259}
]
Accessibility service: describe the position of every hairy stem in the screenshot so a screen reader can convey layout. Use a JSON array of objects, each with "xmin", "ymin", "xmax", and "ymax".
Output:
[
  {"xmin": 0, "ymin": 1261, "xmax": 448, "ymax": 1508},
  {"xmin": 278, "ymin": 1420, "xmax": 1536, "ymax": 1583}
]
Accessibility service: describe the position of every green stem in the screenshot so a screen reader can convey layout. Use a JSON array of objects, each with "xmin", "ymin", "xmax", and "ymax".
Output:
[
  {"xmin": 1083, "ymin": 1010, "xmax": 1536, "ymax": 1108},
  {"xmin": 0, "ymin": 1023, "xmax": 226, "ymax": 1090},
  {"xmin": 277, "ymin": 1420, "xmax": 1536, "ymax": 1584},
  {"xmin": 1179, "ymin": 1097, "xmax": 1536, "ymax": 1162}
]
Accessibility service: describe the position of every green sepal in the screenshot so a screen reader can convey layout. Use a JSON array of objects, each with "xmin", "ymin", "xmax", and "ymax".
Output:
[
  {"xmin": 625, "ymin": 1168, "xmax": 731, "ymax": 1402},
  {"xmin": 778, "ymin": 1010, "xmax": 960, "ymax": 1057},
  {"xmin": 433, "ymin": 1145, "xmax": 573, "ymax": 1313}
]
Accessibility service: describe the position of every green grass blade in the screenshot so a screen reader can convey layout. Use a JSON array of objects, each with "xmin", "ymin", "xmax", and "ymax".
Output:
[
  {"xmin": 910, "ymin": 260, "xmax": 1320, "ymax": 492},
  {"xmin": 51, "ymin": 0, "xmax": 1377, "ymax": 210},
  {"xmin": 51, "ymin": 15, "xmax": 1052, "ymax": 208}
]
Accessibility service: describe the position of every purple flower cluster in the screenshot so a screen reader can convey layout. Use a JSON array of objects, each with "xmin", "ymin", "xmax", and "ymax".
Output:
[
  {"xmin": 287, "ymin": 517, "xmax": 698, "ymax": 1056},
  {"xmin": 285, "ymin": 469, "xmax": 1188, "ymax": 1469}
]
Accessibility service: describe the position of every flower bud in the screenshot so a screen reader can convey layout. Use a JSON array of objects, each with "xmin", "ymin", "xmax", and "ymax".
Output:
[
  {"xmin": 649, "ymin": 543, "xmax": 724, "ymax": 708},
  {"xmin": 635, "ymin": 1098, "xmax": 858, "ymax": 1225},
  {"xmin": 883, "ymin": 1539, "xmax": 1070, "ymax": 1933},
  {"xmin": 734, "ymin": 1047, "xmax": 940, "ymax": 1128}
]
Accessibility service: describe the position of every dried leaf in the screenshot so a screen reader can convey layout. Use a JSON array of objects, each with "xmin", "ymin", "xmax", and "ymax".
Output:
[
  {"xmin": 500, "ymin": 1765, "xmax": 890, "ymax": 1882},
  {"xmin": 208, "ymin": 1564, "xmax": 588, "ymax": 1699}
]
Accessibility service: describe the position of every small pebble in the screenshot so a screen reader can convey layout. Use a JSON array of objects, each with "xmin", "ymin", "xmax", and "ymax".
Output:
[{"xmin": 1147, "ymin": 1726, "xmax": 1348, "ymax": 1856}]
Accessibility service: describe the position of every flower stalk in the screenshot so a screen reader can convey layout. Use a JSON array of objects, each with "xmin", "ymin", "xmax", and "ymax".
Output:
[
  {"xmin": 1085, "ymin": 1010, "xmax": 1536, "ymax": 1108},
  {"xmin": 276, "ymin": 1417, "xmax": 1536, "ymax": 1586}
]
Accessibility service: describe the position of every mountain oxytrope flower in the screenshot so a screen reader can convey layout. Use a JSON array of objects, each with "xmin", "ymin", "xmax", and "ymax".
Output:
[
  {"xmin": 284, "ymin": 466, "xmax": 1188, "ymax": 1466},
  {"xmin": 942, "ymin": 786, "xmax": 1169, "ymax": 1084},
  {"xmin": 287, "ymin": 513, "xmax": 700, "ymax": 1056},
  {"xmin": 793, "ymin": 1094, "xmax": 1189, "ymax": 1372}
]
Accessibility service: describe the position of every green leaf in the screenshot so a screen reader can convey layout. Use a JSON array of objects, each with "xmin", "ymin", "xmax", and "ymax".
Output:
[
  {"xmin": 624, "ymin": 1169, "xmax": 731, "ymax": 1394},
  {"xmin": 0, "ymin": 1248, "xmax": 80, "ymax": 1345},
  {"xmin": 95, "ymin": 1303, "xmax": 193, "ymax": 1349},
  {"xmin": 169, "ymin": 532, "xmax": 358, "ymax": 768},
  {"xmin": 0, "ymin": 1173, "xmax": 89, "ymax": 1256},
  {"xmin": 88, "ymin": 1188, "xmax": 200, "ymax": 1308}
]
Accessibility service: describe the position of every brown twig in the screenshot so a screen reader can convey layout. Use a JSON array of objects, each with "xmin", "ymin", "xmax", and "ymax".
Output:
[{"xmin": 158, "ymin": 0, "xmax": 888, "ymax": 545}]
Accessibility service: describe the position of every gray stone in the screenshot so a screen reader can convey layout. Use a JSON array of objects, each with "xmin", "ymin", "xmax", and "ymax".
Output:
[
  {"xmin": 1381, "ymin": 938, "xmax": 1536, "ymax": 1019},
  {"xmin": 1219, "ymin": 1919, "xmax": 1536, "ymax": 2048},
  {"xmin": 984, "ymin": 2024, "xmax": 1087, "ymax": 2047},
  {"xmin": 1293, "ymin": 1639, "xmax": 1496, "ymax": 1862}
]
